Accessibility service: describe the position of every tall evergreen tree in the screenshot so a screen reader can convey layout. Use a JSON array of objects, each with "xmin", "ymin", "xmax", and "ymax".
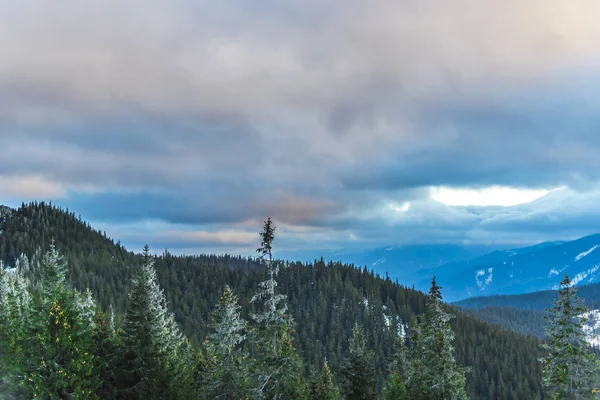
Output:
[
  {"xmin": 542, "ymin": 274, "xmax": 600, "ymax": 399},
  {"xmin": 22, "ymin": 246, "xmax": 99, "ymax": 399},
  {"xmin": 251, "ymin": 217, "xmax": 305, "ymax": 399},
  {"xmin": 202, "ymin": 285, "xmax": 251, "ymax": 399},
  {"xmin": 408, "ymin": 276, "xmax": 468, "ymax": 400},
  {"xmin": 118, "ymin": 245, "xmax": 193, "ymax": 399},
  {"xmin": 0, "ymin": 256, "xmax": 34, "ymax": 397},
  {"xmin": 342, "ymin": 323, "xmax": 377, "ymax": 400}
]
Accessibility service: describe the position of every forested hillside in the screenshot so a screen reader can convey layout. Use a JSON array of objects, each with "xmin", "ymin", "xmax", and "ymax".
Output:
[
  {"xmin": 455, "ymin": 283, "xmax": 600, "ymax": 311},
  {"xmin": 0, "ymin": 202, "xmax": 548, "ymax": 399},
  {"xmin": 461, "ymin": 307, "xmax": 549, "ymax": 339}
]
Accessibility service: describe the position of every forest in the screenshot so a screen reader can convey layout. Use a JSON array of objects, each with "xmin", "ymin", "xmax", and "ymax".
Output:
[{"xmin": 0, "ymin": 202, "xmax": 598, "ymax": 399}]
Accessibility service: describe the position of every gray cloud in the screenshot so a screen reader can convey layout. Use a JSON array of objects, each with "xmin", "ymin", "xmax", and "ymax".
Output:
[{"xmin": 1, "ymin": 0, "xmax": 600, "ymax": 250}]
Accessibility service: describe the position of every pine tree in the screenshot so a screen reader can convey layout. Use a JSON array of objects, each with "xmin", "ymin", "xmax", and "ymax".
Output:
[
  {"xmin": 40, "ymin": 241, "xmax": 68, "ymax": 299},
  {"xmin": 203, "ymin": 285, "xmax": 251, "ymax": 399},
  {"xmin": 408, "ymin": 276, "xmax": 468, "ymax": 400},
  {"xmin": 383, "ymin": 373, "xmax": 408, "ymax": 400},
  {"xmin": 93, "ymin": 308, "xmax": 120, "ymax": 399},
  {"xmin": 0, "ymin": 256, "xmax": 34, "ymax": 397},
  {"xmin": 309, "ymin": 360, "xmax": 341, "ymax": 400},
  {"xmin": 251, "ymin": 217, "xmax": 305, "ymax": 399},
  {"xmin": 541, "ymin": 274, "xmax": 600, "ymax": 399},
  {"xmin": 26, "ymin": 246, "xmax": 100, "ymax": 399},
  {"xmin": 342, "ymin": 323, "xmax": 377, "ymax": 400},
  {"xmin": 384, "ymin": 334, "xmax": 410, "ymax": 400},
  {"xmin": 119, "ymin": 245, "xmax": 193, "ymax": 399}
]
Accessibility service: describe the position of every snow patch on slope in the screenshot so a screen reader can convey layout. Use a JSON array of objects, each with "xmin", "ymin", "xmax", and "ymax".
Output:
[
  {"xmin": 583, "ymin": 310, "xmax": 600, "ymax": 347},
  {"xmin": 570, "ymin": 265, "xmax": 600, "ymax": 286},
  {"xmin": 475, "ymin": 268, "xmax": 493, "ymax": 290},
  {"xmin": 575, "ymin": 245, "xmax": 599, "ymax": 262},
  {"xmin": 372, "ymin": 258, "xmax": 387, "ymax": 267}
]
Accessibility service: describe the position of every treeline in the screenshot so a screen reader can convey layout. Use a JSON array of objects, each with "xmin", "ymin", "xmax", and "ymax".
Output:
[{"xmin": 0, "ymin": 202, "xmax": 548, "ymax": 398}]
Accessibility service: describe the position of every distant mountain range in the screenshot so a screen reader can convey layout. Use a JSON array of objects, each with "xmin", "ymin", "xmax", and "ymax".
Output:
[
  {"xmin": 454, "ymin": 282, "xmax": 600, "ymax": 347},
  {"xmin": 427, "ymin": 234, "xmax": 600, "ymax": 301},
  {"xmin": 281, "ymin": 234, "xmax": 600, "ymax": 302},
  {"xmin": 277, "ymin": 243, "xmax": 498, "ymax": 283}
]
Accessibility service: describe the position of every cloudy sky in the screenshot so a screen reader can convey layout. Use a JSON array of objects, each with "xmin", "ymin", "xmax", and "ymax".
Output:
[{"xmin": 2, "ymin": 0, "xmax": 600, "ymax": 255}]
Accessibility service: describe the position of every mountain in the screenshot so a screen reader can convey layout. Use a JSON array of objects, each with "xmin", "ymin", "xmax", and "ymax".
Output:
[
  {"xmin": 455, "ymin": 283, "xmax": 600, "ymax": 345},
  {"xmin": 454, "ymin": 281, "xmax": 600, "ymax": 311},
  {"xmin": 0, "ymin": 202, "xmax": 547, "ymax": 399},
  {"xmin": 279, "ymin": 243, "xmax": 497, "ymax": 282},
  {"xmin": 419, "ymin": 234, "xmax": 600, "ymax": 301}
]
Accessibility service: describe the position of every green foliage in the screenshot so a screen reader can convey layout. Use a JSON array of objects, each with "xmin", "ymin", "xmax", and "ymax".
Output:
[
  {"xmin": 0, "ymin": 247, "xmax": 100, "ymax": 399},
  {"xmin": 541, "ymin": 274, "xmax": 600, "ymax": 399},
  {"xmin": 117, "ymin": 245, "xmax": 193, "ymax": 399},
  {"xmin": 0, "ymin": 203, "xmax": 551, "ymax": 399},
  {"xmin": 342, "ymin": 324, "xmax": 377, "ymax": 400},
  {"xmin": 28, "ymin": 291, "xmax": 99, "ymax": 399},
  {"xmin": 407, "ymin": 277, "xmax": 468, "ymax": 400},
  {"xmin": 202, "ymin": 286, "xmax": 251, "ymax": 399},
  {"xmin": 251, "ymin": 218, "xmax": 306, "ymax": 399},
  {"xmin": 462, "ymin": 306, "xmax": 549, "ymax": 339},
  {"xmin": 309, "ymin": 360, "xmax": 341, "ymax": 400},
  {"xmin": 383, "ymin": 372, "xmax": 408, "ymax": 400}
]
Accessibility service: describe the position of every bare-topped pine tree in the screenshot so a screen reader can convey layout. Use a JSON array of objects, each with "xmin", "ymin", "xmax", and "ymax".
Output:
[{"xmin": 251, "ymin": 217, "xmax": 304, "ymax": 399}]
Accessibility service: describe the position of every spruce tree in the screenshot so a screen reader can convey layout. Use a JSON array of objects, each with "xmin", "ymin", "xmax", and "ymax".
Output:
[
  {"xmin": 251, "ymin": 217, "xmax": 305, "ymax": 399},
  {"xmin": 541, "ymin": 274, "xmax": 600, "ymax": 399},
  {"xmin": 384, "ymin": 334, "xmax": 410, "ymax": 400},
  {"xmin": 409, "ymin": 276, "xmax": 468, "ymax": 400},
  {"xmin": 383, "ymin": 373, "xmax": 408, "ymax": 400},
  {"xmin": 203, "ymin": 285, "xmax": 251, "ymax": 399},
  {"xmin": 40, "ymin": 242, "xmax": 68, "ymax": 299},
  {"xmin": 309, "ymin": 360, "xmax": 341, "ymax": 400},
  {"xmin": 119, "ymin": 245, "xmax": 192, "ymax": 399},
  {"xmin": 0, "ymin": 256, "xmax": 34, "ymax": 397},
  {"xmin": 26, "ymin": 246, "xmax": 99, "ymax": 399},
  {"xmin": 342, "ymin": 323, "xmax": 377, "ymax": 400}
]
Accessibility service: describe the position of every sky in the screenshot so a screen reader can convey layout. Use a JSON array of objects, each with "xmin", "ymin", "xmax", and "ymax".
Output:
[{"xmin": 2, "ymin": 0, "xmax": 600, "ymax": 255}]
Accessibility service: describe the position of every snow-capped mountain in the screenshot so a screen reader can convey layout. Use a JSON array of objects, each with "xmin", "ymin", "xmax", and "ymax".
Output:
[{"xmin": 427, "ymin": 234, "xmax": 600, "ymax": 301}]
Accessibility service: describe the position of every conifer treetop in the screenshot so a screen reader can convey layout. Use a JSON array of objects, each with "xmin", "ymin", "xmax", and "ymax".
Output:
[{"xmin": 257, "ymin": 217, "xmax": 275, "ymax": 262}]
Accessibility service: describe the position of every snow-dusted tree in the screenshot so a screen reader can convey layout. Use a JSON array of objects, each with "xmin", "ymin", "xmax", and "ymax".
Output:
[
  {"xmin": 202, "ymin": 285, "xmax": 251, "ymax": 399},
  {"xmin": 342, "ymin": 323, "xmax": 377, "ymax": 400},
  {"xmin": 0, "ymin": 256, "xmax": 35, "ymax": 396},
  {"xmin": 22, "ymin": 246, "xmax": 100, "ymax": 399},
  {"xmin": 542, "ymin": 274, "xmax": 600, "ymax": 399},
  {"xmin": 40, "ymin": 241, "xmax": 68, "ymax": 299},
  {"xmin": 309, "ymin": 360, "xmax": 341, "ymax": 400},
  {"xmin": 409, "ymin": 276, "xmax": 468, "ymax": 400},
  {"xmin": 119, "ymin": 245, "xmax": 193, "ymax": 399},
  {"xmin": 28, "ymin": 290, "xmax": 100, "ymax": 399},
  {"xmin": 251, "ymin": 217, "xmax": 305, "ymax": 399}
]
